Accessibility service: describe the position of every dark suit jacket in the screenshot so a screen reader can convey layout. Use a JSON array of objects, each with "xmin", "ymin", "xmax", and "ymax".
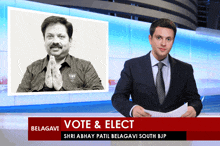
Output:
[{"xmin": 111, "ymin": 52, "xmax": 202, "ymax": 117}]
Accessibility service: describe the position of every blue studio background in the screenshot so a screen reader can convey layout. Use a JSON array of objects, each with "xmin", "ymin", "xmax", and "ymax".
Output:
[{"xmin": 0, "ymin": 0, "xmax": 220, "ymax": 113}]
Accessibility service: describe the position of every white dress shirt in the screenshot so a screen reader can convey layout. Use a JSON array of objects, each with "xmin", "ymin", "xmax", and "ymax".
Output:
[{"xmin": 150, "ymin": 52, "xmax": 171, "ymax": 95}]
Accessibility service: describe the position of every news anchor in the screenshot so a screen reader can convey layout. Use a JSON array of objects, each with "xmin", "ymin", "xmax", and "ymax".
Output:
[{"xmin": 111, "ymin": 18, "xmax": 202, "ymax": 117}]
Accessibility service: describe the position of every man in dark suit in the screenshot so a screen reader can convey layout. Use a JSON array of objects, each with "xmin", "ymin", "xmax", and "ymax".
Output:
[{"xmin": 111, "ymin": 18, "xmax": 202, "ymax": 117}]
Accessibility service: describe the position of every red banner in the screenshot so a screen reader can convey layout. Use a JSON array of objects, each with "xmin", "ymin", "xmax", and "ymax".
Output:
[
  {"xmin": 28, "ymin": 117, "xmax": 61, "ymax": 140},
  {"xmin": 28, "ymin": 117, "xmax": 220, "ymax": 140}
]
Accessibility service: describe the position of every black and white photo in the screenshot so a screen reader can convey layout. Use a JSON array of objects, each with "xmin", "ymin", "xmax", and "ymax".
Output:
[{"xmin": 8, "ymin": 7, "xmax": 108, "ymax": 95}]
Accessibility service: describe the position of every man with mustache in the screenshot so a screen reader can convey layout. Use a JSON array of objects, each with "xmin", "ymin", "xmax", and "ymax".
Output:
[
  {"xmin": 112, "ymin": 18, "xmax": 202, "ymax": 117},
  {"xmin": 17, "ymin": 16, "xmax": 104, "ymax": 92}
]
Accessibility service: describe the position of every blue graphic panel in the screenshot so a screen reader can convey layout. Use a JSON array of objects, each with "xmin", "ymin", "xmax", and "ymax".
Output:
[
  {"xmin": 171, "ymin": 29, "xmax": 193, "ymax": 63},
  {"xmin": 130, "ymin": 20, "xmax": 151, "ymax": 58}
]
